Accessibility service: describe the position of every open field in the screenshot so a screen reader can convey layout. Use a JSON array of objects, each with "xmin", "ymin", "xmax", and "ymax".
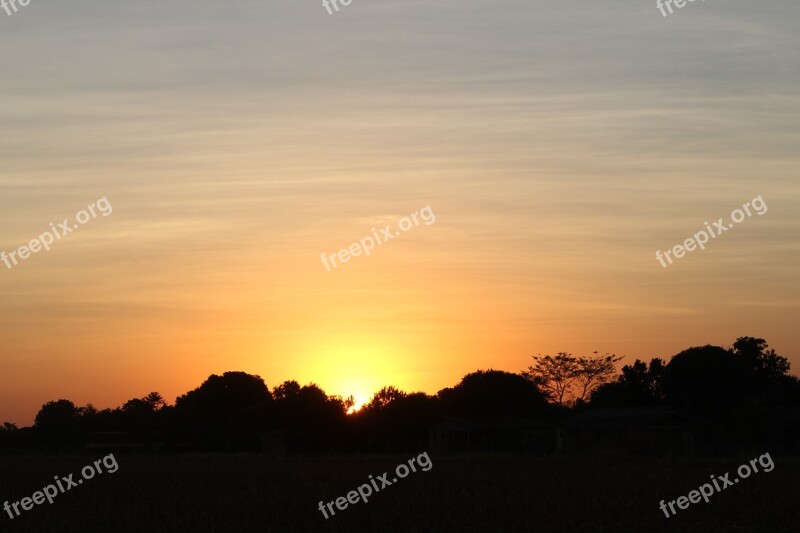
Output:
[{"xmin": 0, "ymin": 454, "xmax": 797, "ymax": 532}]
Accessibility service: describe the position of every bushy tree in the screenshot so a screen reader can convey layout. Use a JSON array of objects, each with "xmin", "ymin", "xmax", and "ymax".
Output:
[
  {"xmin": 591, "ymin": 358, "xmax": 665, "ymax": 407},
  {"xmin": 34, "ymin": 399, "xmax": 82, "ymax": 449},
  {"xmin": 523, "ymin": 352, "xmax": 622, "ymax": 406},
  {"xmin": 357, "ymin": 390, "xmax": 440, "ymax": 452},
  {"xmin": 174, "ymin": 371, "xmax": 273, "ymax": 443},
  {"xmin": 442, "ymin": 370, "xmax": 549, "ymax": 416},
  {"xmin": 175, "ymin": 372, "xmax": 272, "ymax": 419},
  {"xmin": 731, "ymin": 337, "xmax": 790, "ymax": 390},
  {"xmin": 522, "ymin": 353, "xmax": 578, "ymax": 406},
  {"xmin": 272, "ymin": 382, "xmax": 349, "ymax": 451},
  {"xmin": 364, "ymin": 386, "xmax": 407, "ymax": 411},
  {"xmin": 574, "ymin": 353, "xmax": 625, "ymax": 402}
]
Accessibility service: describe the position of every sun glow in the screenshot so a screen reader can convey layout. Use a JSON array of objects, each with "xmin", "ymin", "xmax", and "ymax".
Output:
[
  {"xmin": 284, "ymin": 331, "xmax": 404, "ymax": 415},
  {"xmin": 347, "ymin": 395, "xmax": 367, "ymax": 415}
]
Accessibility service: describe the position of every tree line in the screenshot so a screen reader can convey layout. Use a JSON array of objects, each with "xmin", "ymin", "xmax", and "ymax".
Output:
[{"xmin": 1, "ymin": 337, "xmax": 798, "ymax": 454}]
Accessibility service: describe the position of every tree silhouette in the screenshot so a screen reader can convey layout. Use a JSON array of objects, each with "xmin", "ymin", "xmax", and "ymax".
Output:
[
  {"xmin": 574, "ymin": 353, "xmax": 624, "ymax": 402},
  {"xmin": 34, "ymin": 399, "xmax": 79, "ymax": 430},
  {"xmin": 661, "ymin": 345, "xmax": 739, "ymax": 417},
  {"xmin": 5, "ymin": 337, "xmax": 796, "ymax": 455},
  {"xmin": 364, "ymin": 386, "xmax": 407, "ymax": 411},
  {"xmin": 272, "ymin": 380, "xmax": 301, "ymax": 401},
  {"xmin": 731, "ymin": 336, "xmax": 790, "ymax": 394},
  {"xmin": 173, "ymin": 372, "xmax": 273, "ymax": 449},
  {"xmin": 34, "ymin": 399, "xmax": 82, "ymax": 449},
  {"xmin": 357, "ymin": 389, "xmax": 440, "ymax": 452},
  {"xmin": 273, "ymin": 382, "xmax": 349, "ymax": 451},
  {"xmin": 524, "ymin": 352, "xmax": 622, "ymax": 406},
  {"xmin": 0, "ymin": 422, "xmax": 21, "ymax": 451},
  {"xmin": 441, "ymin": 370, "xmax": 549, "ymax": 416},
  {"xmin": 523, "ymin": 353, "xmax": 578, "ymax": 406},
  {"xmin": 118, "ymin": 396, "xmax": 163, "ymax": 431},
  {"xmin": 591, "ymin": 358, "xmax": 665, "ymax": 407},
  {"xmin": 175, "ymin": 372, "xmax": 273, "ymax": 421},
  {"xmin": 143, "ymin": 392, "xmax": 167, "ymax": 411}
]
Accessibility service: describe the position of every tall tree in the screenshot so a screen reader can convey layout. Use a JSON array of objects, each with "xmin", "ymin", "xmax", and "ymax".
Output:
[
  {"xmin": 523, "ymin": 353, "xmax": 579, "ymax": 406},
  {"xmin": 574, "ymin": 353, "xmax": 624, "ymax": 402},
  {"xmin": 524, "ymin": 352, "xmax": 623, "ymax": 406},
  {"xmin": 143, "ymin": 392, "xmax": 166, "ymax": 411}
]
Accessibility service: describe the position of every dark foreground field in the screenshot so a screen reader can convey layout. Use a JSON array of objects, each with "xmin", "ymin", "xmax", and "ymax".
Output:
[{"xmin": 0, "ymin": 454, "xmax": 797, "ymax": 532}]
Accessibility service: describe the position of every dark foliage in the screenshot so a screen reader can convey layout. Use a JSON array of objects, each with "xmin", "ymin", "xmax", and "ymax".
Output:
[{"xmin": 4, "ymin": 337, "xmax": 798, "ymax": 455}]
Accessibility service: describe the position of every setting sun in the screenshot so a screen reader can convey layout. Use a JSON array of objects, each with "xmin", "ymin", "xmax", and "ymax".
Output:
[{"xmin": 347, "ymin": 396, "xmax": 367, "ymax": 415}]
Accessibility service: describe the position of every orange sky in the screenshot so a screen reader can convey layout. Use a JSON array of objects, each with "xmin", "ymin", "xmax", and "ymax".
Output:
[{"xmin": 1, "ymin": 1, "xmax": 799, "ymax": 425}]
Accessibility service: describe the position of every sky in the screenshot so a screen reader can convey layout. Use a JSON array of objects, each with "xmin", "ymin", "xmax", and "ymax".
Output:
[{"xmin": 1, "ymin": 0, "xmax": 799, "ymax": 425}]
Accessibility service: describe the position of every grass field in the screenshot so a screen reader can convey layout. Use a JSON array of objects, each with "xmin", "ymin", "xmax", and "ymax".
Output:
[{"xmin": 0, "ymin": 454, "xmax": 797, "ymax": 532}]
